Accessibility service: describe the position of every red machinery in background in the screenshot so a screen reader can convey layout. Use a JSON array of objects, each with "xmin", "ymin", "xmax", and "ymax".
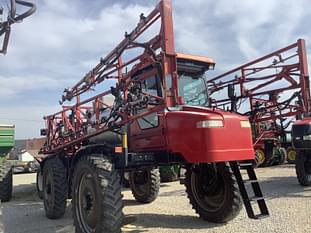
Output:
[
  {"xmin": 38, "ymin": 1, "xmax": 269, "ymax": 232},
  {"xmin": 207, "ymin": 39, "xmax": 310, "ymax": 167}
]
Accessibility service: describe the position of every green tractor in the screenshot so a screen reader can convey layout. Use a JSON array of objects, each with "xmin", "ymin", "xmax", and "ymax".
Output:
[
  {"xmin": 0, "ymin": 124, "xmax": 14, "ymax": 202},
  {"xmin": 159, "ymin": 165, "xmax": 181, "ymax": 182}
]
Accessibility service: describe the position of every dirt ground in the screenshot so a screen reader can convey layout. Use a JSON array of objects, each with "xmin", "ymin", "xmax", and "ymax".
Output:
[{"xmin": 0, "ymin": 164, "xmax": 311, "ymax": 233}]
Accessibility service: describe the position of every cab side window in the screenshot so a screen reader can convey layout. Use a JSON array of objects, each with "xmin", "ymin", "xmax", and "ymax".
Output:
[{"xmin": 137, "ymin": 75, "xmax": 161, "ymax": 129}]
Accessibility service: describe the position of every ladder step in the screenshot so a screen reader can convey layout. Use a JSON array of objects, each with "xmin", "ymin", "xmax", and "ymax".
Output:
[
  {"xmin": 229, "ymin": 161, "xmax": 269, "ymax": 219},
  {"xmin": 249, "ymin": 196, "xmax": 264, "ymax": 202},
  {"xmin": 243, "ymin": 179, "xmax": 258, "ymax": 184},
  {"xmin": 239, "ymin": 162, "xmax": 253, "ymax": 168},
  {"xmin": 253, "ymin": 214, "xmax": 270, "ymax": 220}
]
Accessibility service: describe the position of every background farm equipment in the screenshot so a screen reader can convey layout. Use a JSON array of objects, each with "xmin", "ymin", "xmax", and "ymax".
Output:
[
  {"xmin": 159, "ymin": 165, "xmax": 180, "ymax": 182},
  {"xmin": 207, "ymin": 39, "xmax": 310, "ymax": 168},
  {"xmin": 37, "ymin": 0, "xmax": 269, "ymax": 232},
  {"xmin": 0, "ymin": 124, "xmax": 14, "ymax": 202}
]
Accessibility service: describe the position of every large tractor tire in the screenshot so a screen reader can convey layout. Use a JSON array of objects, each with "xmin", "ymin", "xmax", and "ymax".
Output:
[
  {"xmin": 72, "ymin": 155, "xmax": 123, "ymax": 233},
  {"xmin": 36, "ymin": 167, "xmax": 43, "ymax": 199},
  {"xmin": 43, "ymin": 157, "xmax": 68, "ymax": 219},
  {"xmin": 184, "ymin": 163, "xmax": 242, "ymax": 223},
  {"xmin": 129, "ymin": 168, "xmax": 160, "ymax": 203},
  {"xmin": 295, "ymin": 151, "xmax": 311, "ymax": 186},
  {"xmin": 0, "ymin": 161, "xmax": 13, "ymax": 202},
  {"xmin": 160, "ymin": 165, "xmax": 179, "ymax": 183},
  {"xmin": 287, "ymin": 148, "xmax": 297, "ymax": 164}
]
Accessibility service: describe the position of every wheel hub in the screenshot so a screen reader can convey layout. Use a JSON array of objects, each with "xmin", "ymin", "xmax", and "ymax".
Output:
[{"xmin": 191, "ymin": 166, "xmax": 225, "ymax": 212}]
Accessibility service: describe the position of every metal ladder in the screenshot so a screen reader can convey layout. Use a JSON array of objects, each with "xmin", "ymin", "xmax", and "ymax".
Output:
[{"xmin": 230, "ymin": 161, "xmax": 269, "ymax": 219}]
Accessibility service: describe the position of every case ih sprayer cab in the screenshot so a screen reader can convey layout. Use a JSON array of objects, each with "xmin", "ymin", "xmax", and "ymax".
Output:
[{"xmin": 38, "ymin": 0, "xmax": 268, "ymax": 232}]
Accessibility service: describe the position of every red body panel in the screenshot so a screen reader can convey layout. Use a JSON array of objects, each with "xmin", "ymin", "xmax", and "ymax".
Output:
[
  {"xmin": 293, "ymin": 118, "xmax": 311, "ymax": 125},
  {"xmin": 129, "ymin": 106, "xmax": 254, "ymax": 163},
  {"xmin": 166, "ymin": 106, "xmax": 254, "ymax": 163}
]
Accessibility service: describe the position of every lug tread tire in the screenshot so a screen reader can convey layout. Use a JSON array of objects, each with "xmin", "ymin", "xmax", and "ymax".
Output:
[
  {"xmin": 72, "ymin": 155, "xmax": 123, "ymax": 233},
  {"xmin": 296, "ymin": 151, "xmax": 311, "ymax": 186},
  {"xmin": 0, "ymin": 161, "xmax": 13, "ymax": 202},
  {"xmin": 43, "ymin": 157, "xmax": 67, "ymax": 219},
  {"xmin": 130, "ymin": 168, "xmax": 160, "ymax": 203},
  {"xmin": 36, "ymin": 167, "xmax": 43, "ymax": 199},
  {"xmin": 185, "ymin": 163, "xmax": 242, "ymax": 223}
]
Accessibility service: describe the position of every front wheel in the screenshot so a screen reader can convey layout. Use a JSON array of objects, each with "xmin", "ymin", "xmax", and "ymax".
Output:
[
  {"xmin": 72, "ymin": 155, "xmax": 123, "ymax": 233},
  {"xmin": 185, "ymin": 163, "xmax": 242, "ymax": 223},
  {"xmin": 129, "ymin": 168, "xmax": 160, "ymax": 203},
  {"xmin": 296, "ymin": 151, "xmax": 311, "ymax": 186}
]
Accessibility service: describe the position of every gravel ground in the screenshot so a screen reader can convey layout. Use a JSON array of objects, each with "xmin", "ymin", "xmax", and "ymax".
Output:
[{"xmin": 0, "ymin": 164, "xmax": 310, "ymax": 233}]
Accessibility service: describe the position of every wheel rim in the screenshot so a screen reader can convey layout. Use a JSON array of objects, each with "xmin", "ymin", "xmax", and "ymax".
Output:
[
  {"xmin": 77, "ymin": 170, "xmax": 100, "ymax": 233},
  {"xmin": 288, "ymin": 150, "xmax": 296, "ymax": 161},
  {"xmin": 191, "ymin": 166, "xmax": 226, "ymax": 212},
  {"xmin": 256, "ymin": 149, "xmax": 265, "ymax": 164}
]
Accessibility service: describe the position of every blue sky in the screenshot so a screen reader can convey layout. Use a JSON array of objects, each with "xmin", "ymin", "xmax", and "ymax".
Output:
[{"xmin": 0, "ymin": 0, "xmax": 311, "ymax": 139}]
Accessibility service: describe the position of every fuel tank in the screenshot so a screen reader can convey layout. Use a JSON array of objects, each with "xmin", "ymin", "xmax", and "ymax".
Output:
[
  {"xmin": 165, "ymin": 106, "xmax": 254, "ymax": 163},
  {"xmin": 87, "ymin": 109, "xmax": 121, "ymax": 146},
  {"xmin": 88, "ymin": 128, "xmax": 122, "ymax": 146}
]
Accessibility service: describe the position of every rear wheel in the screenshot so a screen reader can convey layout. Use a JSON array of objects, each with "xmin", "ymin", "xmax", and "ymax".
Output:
[
  {"xmin": 43, "ymin": 157, "xmax": 68, "ymax": 219},
  {"xmin": 0, "ymin": 161, "xmax": 13, "ymax": 202},
  {"xmin": 72, "ymin": 155, "xmax": 123, "ymax": 233},
  {"xmin": 185, "ymin": 163, "xmax": 242, "ymax": 223},
  {"xmin": 296, "ymin": 151, "xmax": 311, "ymax": 186},
  {"xmin": 129, "ymin": 168, "xmax": 160, "ymax": 203}
]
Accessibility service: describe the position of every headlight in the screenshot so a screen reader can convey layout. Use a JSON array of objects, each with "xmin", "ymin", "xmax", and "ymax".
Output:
[
  {"xmin": 196, "ymin": 120, "xmax": 224, "ymax": 128},
  {"xmin": 240, "ymin": 120, "xmax": 251, "ymax": 128},
  {"xmin": 303, "ymin": 135, "xmax": 311, "ymax": 140}
]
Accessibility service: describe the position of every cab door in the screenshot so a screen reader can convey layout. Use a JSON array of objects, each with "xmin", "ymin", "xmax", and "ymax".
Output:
[{"xmin": 128, "ymin": 68, "xmax": 166, "ymax": 152}]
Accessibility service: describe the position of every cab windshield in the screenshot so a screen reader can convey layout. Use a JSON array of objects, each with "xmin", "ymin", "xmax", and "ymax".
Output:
[{"xmin": 178, "ymin": 73, "xmax": 208, "ymax": 106}]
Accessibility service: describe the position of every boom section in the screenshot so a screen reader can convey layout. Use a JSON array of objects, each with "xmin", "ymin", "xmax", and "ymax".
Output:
[
  {"xmin": 41, "ymin": 0, "xmax": 179, "ymax": 154},
  {"xmin": 208, "ymin": 39, "xmax": 310, "ymax": 127}
]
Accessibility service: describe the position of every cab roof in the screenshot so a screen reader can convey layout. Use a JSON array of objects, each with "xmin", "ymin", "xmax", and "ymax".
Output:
[{"xmin": 176, "ymin": 53, "xmax": 215, "ymax": 65}]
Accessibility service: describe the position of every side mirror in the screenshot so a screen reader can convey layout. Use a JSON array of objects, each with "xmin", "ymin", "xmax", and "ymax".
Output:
[{"xmin": 40, "ymin": 129, "xmax": 47, "ymax": 136}]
